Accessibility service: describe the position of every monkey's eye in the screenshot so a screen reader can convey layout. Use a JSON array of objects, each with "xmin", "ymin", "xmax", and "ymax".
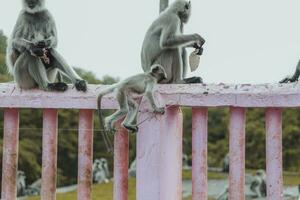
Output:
[{"xmin": 185, "ymin": 4, "xmax": 189, "ymax": 9}]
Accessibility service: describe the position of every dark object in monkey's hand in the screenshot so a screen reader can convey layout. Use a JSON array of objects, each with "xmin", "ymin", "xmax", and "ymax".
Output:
[
  {"xmin": 193, "ymin": 43, "xmax": 204, "ymax": 55},
  {"xmin": 197, "ymin": 47, "xmax": 204, "ymax": 55},
  {"xmin": 30, "ymin": 45, "xmax": 45, "ymax": 57},
  {"xmin": 47, "ymin": 82, "xmax": 68, "ymax": 92},
  {"xmin": 184, "ymin": 76, "xmax": 203, "ymax": 84},
  {"xmin": 75, "ymin": 79, "xmax": 87, "ymax": 92},
  {"xmin": 36, "ymin": 41, "xmax": 47, "ymax": 48}
]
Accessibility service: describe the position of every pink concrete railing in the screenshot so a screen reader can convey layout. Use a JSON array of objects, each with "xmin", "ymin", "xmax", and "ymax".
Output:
[{"xmin": 0, "ymin": 82, "xmax": 297, "ymax": 200}]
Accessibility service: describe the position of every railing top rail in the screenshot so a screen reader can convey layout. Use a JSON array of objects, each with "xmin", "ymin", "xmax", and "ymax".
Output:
[{"xmin": 0, "ymin": 83, "xmax": 300, "ymax": 109}]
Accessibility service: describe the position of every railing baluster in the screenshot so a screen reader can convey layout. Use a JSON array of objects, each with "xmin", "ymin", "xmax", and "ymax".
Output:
[
  {"xmin": 113, "ymin": 121, "xmax": 129, "ymax": 200},
  {"xmin": 1, "ymin": 108, "xmax": 19, "ymax": 200},
  {"xmin": 192, "ymin": 108, "xmax": 208, "ymax": 200},
  {"xmin": 266, "ymin": 108, "xmax": 283, "ymax": 200},
  {"xmin": 137, "ymin": 106, "xmax": 182, "ymax": 200},
  {"xmin": 229, "ymin": 107, "xmax": 246, "ymax": 200},
  {"xmin": 41, "ymin": 109, "xmax": 58, "ymax": 200},
  {"xmin": 160, "ymin": 106, "xmax": 183, "ymax": 200},
  {"xmin": 78, "ymin": 110, "xmax": 94, "ymax": 200},
  {"xmin": 137, "ymin": 110, "xmax": 162, "ymax": 200}
]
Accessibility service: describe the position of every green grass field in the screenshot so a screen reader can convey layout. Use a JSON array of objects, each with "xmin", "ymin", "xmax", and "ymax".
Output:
[{"xmin": 26, "ymin": 170, "xmax": 300, "ymax": 200}]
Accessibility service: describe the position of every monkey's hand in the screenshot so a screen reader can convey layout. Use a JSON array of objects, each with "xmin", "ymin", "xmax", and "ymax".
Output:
[
  {"xmin": 30, "ymin": 45, "xmax": 45, "ymax": 57},
  {"xmin": 192, "ymin": 34, "xmax": 206, "ymax": 46},
  {"xmin": 75, "ymin": 79, "xmax": 87, "ymax": 92},
  {"xmin": 36, "ymin": 41, "xmax": 47, "ymax": 49},
  {"xmin": 193, "ymin": 43, "xmax": 204, "ymax": 56},
  {"xmin": 154, "ymin": 107, "xmax": 165, "ymax": 115},
  {"xmin": 279, "ymin": 76, "xmax": 298, "ymax": 84}
]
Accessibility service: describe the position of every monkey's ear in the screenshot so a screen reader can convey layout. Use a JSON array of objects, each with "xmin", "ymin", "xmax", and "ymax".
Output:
[{"xmin": 185, "ymin": 1, "xmax": 191, "ymax": 9}]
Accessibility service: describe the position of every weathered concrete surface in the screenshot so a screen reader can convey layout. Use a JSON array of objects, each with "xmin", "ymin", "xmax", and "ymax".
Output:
[
  {"xmin": 77, "ymin": 110, "xmax": 94, "ymax": 200},
  {"xmin": 266, "ymin": 108, "xmax": 283, "ymax": 200},
  {"xmin": 2, "ymin": 83, "xmax": 300, "ymax": 109},
  {"xmin": 1, "ymin": 108, "xmax": 19, "ymax": 200},
  {"xmin": 229, "ymin": 108, "xmax": 246, "ymax": 200},
  {"xmin": 41, "ymin": 109, "xmax": 58, "ymax": 200},
  {"xmin": 113, "ymin": 121, "xmax": 129, "ymax": 200},
  {"xmin": 192, "ymin": 108, "xmax": 208, "ymax": 200}
]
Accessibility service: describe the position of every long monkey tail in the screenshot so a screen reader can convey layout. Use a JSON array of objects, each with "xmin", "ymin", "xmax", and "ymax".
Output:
[{"xmin": 97, "ymin": 85, "xmax": 118, "ymax": 153}]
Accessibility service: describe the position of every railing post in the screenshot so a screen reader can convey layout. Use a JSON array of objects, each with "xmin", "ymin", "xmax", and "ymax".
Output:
[
  {"xmin": 113, "ymin": 121, "xmax": 129, "ymax": 200},
  {"xmin": 78, "ymin": 109, "xmax": 94, "ymax": 200},
  {"xmin": 41, "ymin": 109, "xmax": 58, "ymax": 200},
  {"xmin": 229, "ymin": 107, "xmax": 246, "ymax": 200},
  {"xmin": 266, "ymin": 108, "xmax": 283, "ymax": 200},
  {"xmin": 1, "ymin": 108, "xmax": 19, "ymax": 200},
  {"xmin": 192, "ymin": 108, "xmax": 208, "ymax": 200},
  {"xmin": 136, "ymin": 111, "xmax": 161, "ymax": 200},
  {"xmin": 137, "ymin": 106, "xmax": 182, "ymax": 200}
]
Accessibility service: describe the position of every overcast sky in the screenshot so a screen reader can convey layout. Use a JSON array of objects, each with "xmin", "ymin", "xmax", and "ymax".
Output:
[{"xmin": 1, "ymin": 0, "xmax": 300, "ymax": 84}]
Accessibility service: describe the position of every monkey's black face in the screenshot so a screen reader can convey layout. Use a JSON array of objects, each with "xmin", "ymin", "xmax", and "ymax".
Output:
[
  {"xmin": 150, "ymin": 65, "xmax": 168, "ymax": 82},
  {"xmin": 23, "ymin": 0, "xmax": 45, "ymax": 13},
  {"xmin": 179, "ymin": 2, "xmax": 191, "ymax": 23},
  {"xmin": 158, "ymin": 73, "xmax": 167, "ymax": 82},
  {"xmin": 25, "ymin": 0, "xmax": 39, "ymax": 9}
]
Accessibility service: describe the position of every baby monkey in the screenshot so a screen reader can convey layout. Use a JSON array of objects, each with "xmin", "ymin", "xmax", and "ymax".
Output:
[{"xmin": 97, "ymin": 64, "xmax": 167, "ymax": 133}]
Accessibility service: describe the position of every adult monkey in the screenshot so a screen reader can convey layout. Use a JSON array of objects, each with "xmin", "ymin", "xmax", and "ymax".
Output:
[
  {"xmin": 141, "ymin": 0, "xmax": 205, "ymax": 84},
  {"xmin": 6, "ymin": 0, "xmax": 87, "ymax": 91}
]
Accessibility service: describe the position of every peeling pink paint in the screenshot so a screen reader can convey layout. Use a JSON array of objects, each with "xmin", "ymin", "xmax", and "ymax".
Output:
[
  {"xmin": 1, "ymin": 83, "xmax": 300, "ymax": 109},
  {"xmin": 137, "ymin": 106, "xmax": 182, "ymax": 200},
  {"xmin": 136, "ymin": 110, "xmax": 162, "ymax": 200},
  {"xmin": 1, "ymin": 108, "xmax": 19, "ymax": 200},
  {"xmin": 41, "ymin": 109, "xmax": 58, "ymax": 200},
  {"xmin": 192, "ymin": 108, "xmax": 208, "ymax": 200},
  {"xmin": 266, "ymin": 108, "xmax": 283, "ymax": 200},
  {"xmin": 229, "ymin": 107, "xmax": 246, "ymax": 200},
  {"xmin": 0, "ymin": 84, "xmax": 292, "ymax": 200},
  {"xmin": 113, "ymin": 121, "xmax": 129, "ymax": 200},
  {"xmin": 160, "ymin": 106, "xmax": 183, "ymax": 200},
  {"xmin": 77, "ymin": 110, "xmax": 94, "ymax": 200}
]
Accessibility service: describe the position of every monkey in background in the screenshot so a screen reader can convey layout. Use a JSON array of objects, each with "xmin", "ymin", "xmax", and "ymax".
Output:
[
  {"xmin": 280, "ymin": 59, "xmax": 300, "ymax": 83},
  {"xmin": 6, "ymin": 0, "xmax": 87, "ymax": 92},
  {"xmin": 141, "ymin": 0, "xmax": 205, "ymax": 84},
  {"xmin": 97, "ymin": 64, "xmax": 167, "ymax": 133}
]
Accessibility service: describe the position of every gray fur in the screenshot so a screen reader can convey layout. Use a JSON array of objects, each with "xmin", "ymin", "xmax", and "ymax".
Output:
[
  {"xmin": 141, "ymin": 0, "xmax": 205, "ymax": 84},
  {"xmin": 97, "ymin": 64, "xmax": 167, "ymax": 133},
  {"xmin": 280, "ymin": 59, "xmax": 300, "ymax": 83},
  {"xmin": 6, "ymin": 0, "xmax": 86, "ymax": 91},
  {"xmin": 160, "ymin": 0, "xmax": 169, "ymax": 13}
]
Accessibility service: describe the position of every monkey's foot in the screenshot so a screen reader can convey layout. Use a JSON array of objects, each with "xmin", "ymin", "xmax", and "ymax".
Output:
[
  {"xmin": 106, "ymin": 128, "xmax": 116, "ymax": 135},
  {"xmin": 154, "ymin": 107, "xmax": 165, "ymax": 115},
  {"xmin": 279, "ymin": 76, "xmax": 298, "ymax": 84},
  {"xmin": 47, "ymin": 82, "xmax": 68, "ymax": 92},
  {"xmin": 122, "ymin": 123, "xmax": 138, "ymax": 133},
  {"xmin": 75, "ymin": 79, "xmax": 87, "ymax": 92},
  {"xmin": 183, "ymin": 76, "xmax": 203, "ymax": 84}
]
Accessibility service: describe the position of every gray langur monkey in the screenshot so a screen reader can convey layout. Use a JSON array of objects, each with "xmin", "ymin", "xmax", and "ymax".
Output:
[
  {"xmin": 250, "ymin": 170, "xmax": 266, "ymax": 197},
  {"xmin": 280, "ymin": 59, "xmax": 300, "ymax": 83},
  {"xmin": 6, "ymin": 0, "xmax": 87, "ymax": 92},
  {"xmin": 141, "ymin": 0, "xmax": 205, "ymax": 84},
  {"xmin": 97, "ymin": 64, "xmax": 167, "ymax": 133}
]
